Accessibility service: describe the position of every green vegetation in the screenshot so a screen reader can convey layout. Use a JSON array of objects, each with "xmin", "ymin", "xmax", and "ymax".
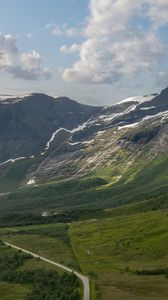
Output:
[
  {"xmin": 1, "ymin": 140, "xmax": 168, "ymax": 299},
  {"xmin": 70, "ymin": 210, "xmax": 168, "ymax": 299},
  {"xmin": 2, "ymin": 223, "xmax": 79, "ymax": 270},
  {"xmin": 0, "ymin": 158, "xmax": 39, "ymax": 192},
  {"xmin": 1, "ymin": 154, "xmax": 168, "ymax": 228},
  {"xmin": 0, "ymin": 176, "xmax": 107, "ymax": 219},
  {"xmin": 2, "ymin": 207, "xmax": 168, "ymax": 299},
  {"xmin": 0, "ymin": 241, "xmax": 80, "ymax": 300},
  {"xmin": 0, "ymin": 281, "xmax": 29, "ymax": 300}
]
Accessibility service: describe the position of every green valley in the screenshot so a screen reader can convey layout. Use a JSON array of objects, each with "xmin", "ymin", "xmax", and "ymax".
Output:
[{"xmin": 0, "ymin": 89, "xmax": 168, "ymax": 299}]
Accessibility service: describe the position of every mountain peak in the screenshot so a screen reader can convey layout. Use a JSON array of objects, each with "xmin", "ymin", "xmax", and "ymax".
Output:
[{"xmin": 160, "ymin": 87, "xmax": 168, "ymax": 96}]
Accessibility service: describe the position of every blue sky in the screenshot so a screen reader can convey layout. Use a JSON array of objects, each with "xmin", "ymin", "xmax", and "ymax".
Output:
[{"xmin": 0, "ymin": 0, "xmax": 168, "ymax": 105}]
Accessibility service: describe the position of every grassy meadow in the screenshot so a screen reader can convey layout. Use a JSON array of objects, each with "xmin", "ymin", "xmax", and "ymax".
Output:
[
  {"xmin": 1, "ymin": 223, "xmax": 79, "ymax": 270},
  {"xmin": 0, "ymin": 151, "xmax": 168, "ymax": 299},
  {"xmin": 0, "ymin": 282, "xmax": 29, "ymax": 300},
  {"xmin": 69, "ymin": 210, "xmax": 168, "ymax": 299},
  {"xmin": 1, "ymin": 208, "xmax": 168, "ymax": 299},
  {"xmin": 0, "ymin": 224, "xmax": 81, "ymax": 300}
]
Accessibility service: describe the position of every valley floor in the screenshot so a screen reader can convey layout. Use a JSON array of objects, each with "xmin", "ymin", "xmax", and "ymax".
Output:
[
  {"xmin": 1, "ymin": 209, "xmax": 168, "ymax": 299},
  {"xmin": 70, "ymin": 210, "xmax": 168, "ymax": 299}
]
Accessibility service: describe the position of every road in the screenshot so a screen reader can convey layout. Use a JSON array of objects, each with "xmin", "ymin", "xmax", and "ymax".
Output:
[{"xmin": 4, "ymin": 241, "xmax": 90, "ymax": 300}]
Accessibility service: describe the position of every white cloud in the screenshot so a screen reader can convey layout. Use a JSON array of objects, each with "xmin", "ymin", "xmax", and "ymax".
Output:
[
  {"xmin": 46, "ymin": 23, "xmax": 82, "ymax": 37},
  {"xmin": 60, "ymin": 43, "xmax": 80, "ymax": 54},
  {"xmin": 66, "ymin": 27, "xmax": 82, "ymax": 37},
  {"xmin": 147, "ymin": 0, "xmax": 168, "ymax": 27},
  {"xmin": 0, "ymin": 35, "xmax": 52, "ymax": 80},
  {"xmin": 111, "ymin": 31, "xmax": 164, "ymax": 76},
  {"xmin": 86, "ymin": 0, "xmax": 142, "ymax": 37},
  {"xmin": 10, "ymin": 50, "xmax": 52, "ymax": 80},
  {"xmin": 62, "ymin": 38, "xmax": 120, "ymax": 83},
  {"xmin": 52, "ymin": 27, "xmax": 63, "ymax": 36},
  {"xmin": 62, "ymin": 0, "xmax": 168, "ymax": 84},
  {"xmin": 9, "ymin": 65, "xmax": 52, "ymax": 80},
  {"xmin": 0, "ymin": 34, "xmax": 18, "ymax": 70},
  {"xmin": 21, "ymin": 50, "xmax": 42, "ymax": 69}
]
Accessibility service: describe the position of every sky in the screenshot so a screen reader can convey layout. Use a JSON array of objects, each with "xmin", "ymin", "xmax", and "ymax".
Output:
[{"xmin": 0, "ymin": 0, "xmax": 168, "ymax": 105}]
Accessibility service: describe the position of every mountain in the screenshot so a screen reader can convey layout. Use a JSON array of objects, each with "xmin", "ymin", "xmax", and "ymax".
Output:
[
  {"xmin": 0, "ymin": 93, "xmax": 102, "ymax": 163},
  {"xmin": 0, "ymin": 89, "xmax": 168, "ymax": 177},
  {"xmin": 0, "ymin": 87, "xmax": 168, "ymax": 220},
  {"xmin": 20, "ymin": 88, "xmax": 167, "ymax": 180}
]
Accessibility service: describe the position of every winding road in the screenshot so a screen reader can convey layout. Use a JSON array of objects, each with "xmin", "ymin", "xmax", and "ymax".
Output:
[{"xmin": 4, "ymin": 241, "xmax": 90, "ymax": 300}]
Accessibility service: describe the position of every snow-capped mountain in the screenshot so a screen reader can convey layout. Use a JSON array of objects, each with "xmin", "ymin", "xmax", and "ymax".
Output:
[
  {"xmin": 0, "ymin": 88, "xmax": 168, "ymax": 183},
  {"xmin": 0, "ymin": 93, "xmax": 101, "ymax": 163}
]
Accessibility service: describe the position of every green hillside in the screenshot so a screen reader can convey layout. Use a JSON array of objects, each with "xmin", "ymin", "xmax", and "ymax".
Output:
[{"xmin": 0, "ymin": 153, "xmax": 168, "ymax": 226}]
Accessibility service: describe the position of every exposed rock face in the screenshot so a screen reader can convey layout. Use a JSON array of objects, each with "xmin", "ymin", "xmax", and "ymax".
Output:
[
  {"xmin": 0, "ymin": 93, "xmax": 101, "ymax": 162},
  {"xmin": 0, "ymin": 88, "xmax": 168, "ymax": 182}
]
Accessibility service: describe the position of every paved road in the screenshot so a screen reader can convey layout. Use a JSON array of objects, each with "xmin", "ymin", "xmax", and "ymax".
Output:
[{"xmin": 4, "ymin": 241, "xmax": 90, "ymax": 300}]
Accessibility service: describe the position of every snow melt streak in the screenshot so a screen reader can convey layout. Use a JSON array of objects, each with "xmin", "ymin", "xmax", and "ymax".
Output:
[{"xmin": 0, "ymin": 157, "xmax": 26, "ymax": 166}]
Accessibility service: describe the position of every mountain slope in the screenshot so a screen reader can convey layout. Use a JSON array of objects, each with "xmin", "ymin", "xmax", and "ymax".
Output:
[
  {"xmin": 0, "ymin": 93, "xmax": 102, "ymax": 163},
  {"xmin": 0, "ymin": 87, "xmax": 168, "ymax": 219},
  {"xmin": 30, "ymin": 89, "xmax": 168, "ymax": 181}
]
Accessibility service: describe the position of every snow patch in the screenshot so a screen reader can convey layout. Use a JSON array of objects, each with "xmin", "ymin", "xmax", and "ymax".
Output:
[
  {"xmin": 82, "ymin": 139, "xmax": 94, "ymax": 145},
  {"xmin": 42, "ymin": 212, "xmax": 49, "ymax": 217},
  {"xmin": 118, "ymin": 95, "xmax": 155, "ymax": 104},
  {"xmin": 98, "ymin": 104, "xmax": 139, "ymax": 123},
  {"xmin": 118, "ymin": 96, "xmax": 139, "ymax": 104},
  {"xmin": 68, "ymin": 141, "xmax": 81, "ymax": 146},
  {"xmin": 71, "ymin": 119, "xmax": 93, "ymax": 133},
  {"xmin": 44, "ymin": 117, "xmax": 94, "ymax": 152},
  {"xmin": 140, "ymin": 106, "xmax": 156, "ymax": 110},
  {"xmin": 142, "ymin": 110, "xmax": 168, "ymax": 122},
  {"xmin": 117, "ymin": 110, "xmax": 168, "ymax": 131},
  {"xmin": 68, "ymin": 139, "xmax": 94, "ymax": 146},
  {"xmin": 27, "ymin": 178, "xmax": 35, "ymax": 185},
  {"xmin": 45, "ymin": 127, "xmax": 71, "ymax": 150},
  {"xmin": 0, "ymin": 157, "xmax": 26, "ymax": 166},
  {"xmin": 96, "ymin": 130, "xmax": 106, "ymax": 135},
  {"xmin": 0, "ymin": 94, "xmax": 31, "ymax": 103},
  {"xmin": 129, "ymin": 105, "xmax": 137, "ymax": 111},
  {"xmin": 118, "ymin": 122, "xmax": 139, "ymax": 130}
]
